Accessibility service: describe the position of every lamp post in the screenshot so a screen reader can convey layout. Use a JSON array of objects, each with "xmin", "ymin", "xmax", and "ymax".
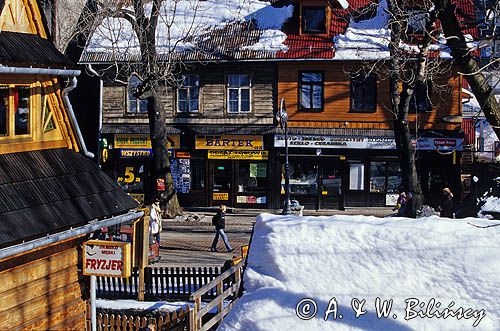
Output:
[{"xmin": 277, "ymin": 98, "xmax": 291, "ymax": 215}]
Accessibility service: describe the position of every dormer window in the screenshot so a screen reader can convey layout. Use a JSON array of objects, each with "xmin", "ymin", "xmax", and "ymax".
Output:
[
  {"xmin": 0, "ymin": 86, "xmax": 32, "ymax": 137},
  {"xmin": 302, "ymin": 7, "xmax": 326, "ymax": 34}
]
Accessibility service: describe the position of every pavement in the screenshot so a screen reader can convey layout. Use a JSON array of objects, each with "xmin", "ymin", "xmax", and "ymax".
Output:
[{"xmin": 154, "ymin": 208, "xmax": 393, "ymax": 268}]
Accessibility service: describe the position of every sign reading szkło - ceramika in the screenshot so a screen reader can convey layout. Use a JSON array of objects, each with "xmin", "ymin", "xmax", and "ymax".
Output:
[{"xmin": 83, "ymin": 240, "xmax": 131, "ymax": 278}]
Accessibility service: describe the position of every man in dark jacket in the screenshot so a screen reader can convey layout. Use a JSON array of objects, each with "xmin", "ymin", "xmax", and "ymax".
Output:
[
  {"xmin": 210, "ymin": 205, "xmax": 233, "ymax": 252},
  {"xmin": 439, "ymin": 187, "xmax": 454, "ymax": 218}
]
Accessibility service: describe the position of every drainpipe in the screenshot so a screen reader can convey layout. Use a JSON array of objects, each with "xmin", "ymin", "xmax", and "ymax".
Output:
[
  {"xmin": 0, "ymin": 66, "xmax": 80, "ymax": 76},
  {"xmin": 63, "ymin": 76, "xmax": 95, "ymax": 158},
  {"xmin": 86, "ymin": 64, "xmax": 103, "ymax": 165},
  {"xmin": 0, "ymin": 210, "xmax": 143, "ymax": 260}
]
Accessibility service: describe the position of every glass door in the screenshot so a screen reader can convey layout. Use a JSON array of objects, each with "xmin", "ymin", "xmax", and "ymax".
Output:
[
  {"xmin": 211, "ymin": 160, "xmax": 232, "ymax": 206},
  {"xmin": 320, "ymin": 165, "xmax": 342, "ymax": 209}
]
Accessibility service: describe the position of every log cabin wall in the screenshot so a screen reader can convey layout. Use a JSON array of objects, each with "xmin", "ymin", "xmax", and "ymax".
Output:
[
  {"xmin": 278, "ymin": 61, "xmax": 462, "ymax": 131},
  {"xmin": 101, "ymin": 62, "xmax": 275, "ymax": 127},
  {"xmin": 0, "ymin": 238, "xmax": 87, "ymax": 330}
]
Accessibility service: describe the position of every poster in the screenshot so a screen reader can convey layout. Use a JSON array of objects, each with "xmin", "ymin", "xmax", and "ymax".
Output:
[
  {"xmin": 171, "ymin": 159, "xmax": 191, "ymax": 193},
  {"xmin": 250, "ymin": 163, "xmax": 267, "ymax": 178}
]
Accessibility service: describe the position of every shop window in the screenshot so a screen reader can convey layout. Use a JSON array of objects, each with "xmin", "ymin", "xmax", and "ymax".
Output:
[
  {"xmin": 227, "ymin": 74, "xmax": 251, "ymax": 113},
  {"xmin": 370, "ymin": 161, "xmax": 402, "ymax": 193},
  {"xmin": 213, "ymin": 161, "xmax": 231, "ymax": 191},
  {"xmin": 350, "ymin": 74, "xmax": 377, "ymax": 112},
  {"xmin": 177, "ymin": 75, "xmax": 200, "ymax": 113},
  {"xmin": 238, "ymin": 162, "xmax": 267, "ymax": 192},
  {"xmin": 287, "ymin": 162, "xmax": 318, "ymax": 195},
  {"xmin": 0, "ymin": 87, "xmax": 8, "ymax": 136},
  {"xmin": 299, "ymin": 72, "xmax": 324, "ymax": 112},
  {"xmin": 321, "ymin": 167, "xmax": 342, "ymax": 193},
  {"xmin": 116, "ymin": 162, "xmax": 145, "ymax": 192},
  {"xmin": 409, "ymin": 81, "xmax": 432, "ymax": 113},
  {"xmin": 349, "ymin": 162, "xmax": 364, "ymax": 190},
  {"xmin": 14, "ymin": 87, "xmax": 30, "ymax": 135},
  {"xmin": 127, "ymin": 74, "xmax": 148, "ymax": 114},
  {"xmin": 190, "ymin": 158, "xmax": 205, "ymax": 190},
  {"xmin": 302, "ymin": 7, "xmax": 326, "ymax": 34}
]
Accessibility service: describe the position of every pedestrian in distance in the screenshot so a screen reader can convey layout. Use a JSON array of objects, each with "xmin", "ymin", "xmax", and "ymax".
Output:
[
  {"xmin": 150, "ymin": 198, "xmax": 162, "ymax": 245},
  {"xmin": 210, "ymin": 204, "xmax": 234, "ymax": 252},
  {"xmin": 393, "ymin": 191, "xmax": 407, "ymax": 216},
  {"xmin": 439, "ymin": 187, "xmax": 454, "ymax": 218}
]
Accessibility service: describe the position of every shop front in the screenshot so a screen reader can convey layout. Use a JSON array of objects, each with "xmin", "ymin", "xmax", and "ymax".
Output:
[{"xmin": 195, "ymin": 135, "xmax": 270, "ymax": 208}]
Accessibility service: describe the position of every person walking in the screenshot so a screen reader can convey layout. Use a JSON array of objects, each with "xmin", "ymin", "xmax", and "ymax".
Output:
[
  {"xmin": 150, "ymin": 199, "xmax": 162, "ymax": 244},
  {"xmin": 439, "ymin": 187, "xmax": 454, "ymax": 218},
  {"xmin": 210, "ymin": 205, "xmax": 233, "ymax": 252}
]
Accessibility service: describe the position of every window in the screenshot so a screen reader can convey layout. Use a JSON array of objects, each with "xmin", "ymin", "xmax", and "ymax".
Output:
[
  {"xmin": 190, "ymin": 158, "xmax": 205, "ymax": 190},
  {"xmin": 15, "ymin": 87, "xmax": 30, "ymax": 135},
  {"xmin": 177, "ymin": 75, "xmax": 200, "ymax": 113},
  {"xmin": 42, "ymin": 88, "xmax": 56, "ymax": 133},
  {"xmin": 299, "ymin": 72, "xmax": 324, "ymax": 111},
  {"xmin": 409, "ymin": 81, "xmax": 432, "ymax": 112},
  {"xmin": 302, "ymin": 7, "xmax": 326, "ymax": 34},
  {"xmin": 351, "ymin": 74, "xmax": 377, "ymax": 112},
  {"xmin": 0, "ymin": 87, "xmax": 8, "ymax": 136},
  {"xmin": 370, "ymin": 162, "xmax": 402, "ymax": 193},
  {"xmin": 238, "ymin": 162, "xmax": 267, "ymax": 192},
  {"xmin": 286, "ymin": 161, "xmax": 318, "ymax": 195},
  {"xmin": 127, "ymin": 75, "xmax": 148, "ymax": 114},
  {"xmin": 349, "ymin": 163, "xmax": 364, "ymax": 190},
  {"xmin": 407, "ymin": 9, "xmax": 429, "ymax": 34},
  {"xmin": 227, "ymin": 74, "xmax": 251, "ymax": 113}
]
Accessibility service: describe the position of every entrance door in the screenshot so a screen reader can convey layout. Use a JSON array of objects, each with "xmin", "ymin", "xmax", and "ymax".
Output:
[
  {"xmin": 211, "ymin": 160, "xmax": 233, "ymax": 206},
  {"xmin": 320, "ymin": 164, "xmax": 342, "ymax": 209}
]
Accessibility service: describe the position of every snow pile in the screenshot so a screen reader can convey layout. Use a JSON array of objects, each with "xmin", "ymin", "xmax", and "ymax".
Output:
[
  {"xmin": 242, "ymin": 30, "xmax": 289, "ymax": 52},
  {"xmin": 478, "ymin": 196, "xmax": 500, "ymax": 219},
  {"xmin": 333, "ymin": 0, "xmax": 390, "ymax": 60},
  {"xmin": 88, "ymin": 0, "xmax": 293, "ymax": 54},
  {"xmin": 220, "ymin": 214, "xmax": 500, "ymax": 331},
  {"xmin": 97, "ymin": 299, "xmax": 189, "ymax": 312}
]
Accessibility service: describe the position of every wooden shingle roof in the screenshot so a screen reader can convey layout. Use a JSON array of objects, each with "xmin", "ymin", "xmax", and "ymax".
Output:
[{"xmin": 0, "ymin": 148, "xmax": 138, "ymax": 248}]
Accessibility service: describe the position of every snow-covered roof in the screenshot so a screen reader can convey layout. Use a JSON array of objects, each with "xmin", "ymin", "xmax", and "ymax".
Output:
[
  {"xmin": 221, "ymin": 213, "xmax": 500, "ymax": 331},
  {"xmin": 80, "ymin": 0, "xmax": 479, "ymax": 63}
]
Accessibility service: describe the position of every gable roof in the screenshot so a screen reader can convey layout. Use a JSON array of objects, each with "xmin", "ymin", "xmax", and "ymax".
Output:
[
  {"xmin": 80, "ymin": 0, "xmax": 479, "ymax": 63},
  {"xmin": 0, "ymin": 148, "xmax": 138, "ymax": 248},
  {"xmin": 0, "ymin": 31, "xmax": 73, "ymax": 67}
]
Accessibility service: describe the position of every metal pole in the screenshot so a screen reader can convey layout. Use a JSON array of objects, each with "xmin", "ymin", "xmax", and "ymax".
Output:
[
  {"xmin": 90, "ymin": 275, "xmax": 97, "ymax": 331},
  {"xmin": 282, "ymin": 121, "xmax": 291, "ymax": 215}
]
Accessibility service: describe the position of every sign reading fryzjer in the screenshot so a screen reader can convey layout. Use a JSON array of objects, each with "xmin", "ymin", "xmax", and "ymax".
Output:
[
  {"xmin": 274, "ymin": 135, "xmax": 396, "ymax": 149},
  {"xmin": 83, "ymin": 240, "xmax": 131, "ymax": 278},
  {"xmin": 196, "ymin": 135, "xmax": 263, "ymax": 150}
]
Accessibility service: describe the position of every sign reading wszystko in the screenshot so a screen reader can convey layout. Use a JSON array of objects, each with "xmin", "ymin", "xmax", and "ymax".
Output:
[{"xmin": 83, "ymin": 240, "xmax": 131, "ymax": 278}]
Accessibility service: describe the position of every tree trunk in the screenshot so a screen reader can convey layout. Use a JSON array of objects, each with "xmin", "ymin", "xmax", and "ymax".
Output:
[
  {"xmin": 388, "ymin": 0, "xmax": 423, "ymax": 217},
  {"xmin": 145, "ymin": 83, "xmax": 182, "ymax": 217},
  {"xmin": 434, "ymin": 0, "xmax": 500, "ymax": 138}
]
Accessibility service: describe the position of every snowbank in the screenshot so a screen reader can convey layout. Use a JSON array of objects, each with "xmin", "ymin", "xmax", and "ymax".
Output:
[
  {"xmin": 97, "ymin": 299, "xmax": 189, "ymax": 312},
  {"xmin": 220, "ymin": 214, "xmax": 500, "ymax": 331},
  {"xmin": 479, "ymin": 196, "xmax": 500, "ymax": 219}
]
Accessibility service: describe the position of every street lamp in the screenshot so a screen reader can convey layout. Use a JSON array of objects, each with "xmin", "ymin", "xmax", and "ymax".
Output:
[{"xmin": 277, "ymin": 98, "xmax": 291, "ymax": 215}]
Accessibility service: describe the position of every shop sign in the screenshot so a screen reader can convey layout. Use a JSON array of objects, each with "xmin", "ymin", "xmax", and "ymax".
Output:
[
  {"xmin": 176, "ymin": 151, "xmax": 191, "ymax": 158},
  {"xmin": 196, "ymin": 135, "xmax": 263, "ymax": 150},
  {"xmin": 115, "ymin": 134, "xmax": 151, "ymax": 149},
  {"xmin": 115, "ymin": 134, "xmax": 180, "ymax": 149},
  {"xmin": 213, "ymin": 192, "xmax": 229, "ymax": 201},
  {"xmin": 274, "ymin": 135, "xmax": 396, "ymax": 150},
  {"xmin": 208, "ymin": 150, "xmax": 269, "ymax": 160},
  {"xmin": 386, "ymin": 193, "xmax": 399, "ymax": 206},
  {"xmin": 415, "ymin": 138, "xmax": 464, "ymax": 151},
  {"xmin": 83, "ymin": 240, "xmax": 131, "ymax": 278},
  {"xmin": 120, "ymin": 148, "xmax": 152, "ymax": 158},
  {"xmin": 157, "ymin": 178, "xmax": 166, "ymax": 191},
  {"xmin": 237, "ymin": 195, "xmax": 266, "ymax": 204}
]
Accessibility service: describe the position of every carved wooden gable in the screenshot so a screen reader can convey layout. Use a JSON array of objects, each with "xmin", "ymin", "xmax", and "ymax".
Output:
[{"xmin": 0, "ymin": 0, "xmax": 46, "ymax": 37}]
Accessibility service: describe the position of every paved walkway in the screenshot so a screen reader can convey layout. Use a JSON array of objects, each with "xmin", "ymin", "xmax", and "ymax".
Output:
[{"xmin": 154, "ymin": 208, "xmax": 393, "ymax": 268}]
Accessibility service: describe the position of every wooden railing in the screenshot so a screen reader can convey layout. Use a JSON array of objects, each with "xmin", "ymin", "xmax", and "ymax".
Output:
[
  {"xmin": 87, "ymin": 305, "xmax": 189, "ymax": 331},
  {"xmin": 97, "ymin": 266, "xmax": 221, "ymax": 300},
  {"xmin": 189, "ymin": 259, "xmax": 244, "ymax": 331}
]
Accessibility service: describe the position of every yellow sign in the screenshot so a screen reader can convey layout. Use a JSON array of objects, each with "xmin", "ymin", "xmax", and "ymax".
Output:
[
  {"xmin": 114, "ymin": 134, "xmax": 180, "ymax": 149},
  {"xmin": 83, "ymin": 240, "xmax": 131, "ymax": 278},
  {"xmin": 208, "ymin": 150, "xmax": 268, "ymax": 160},
  {"xmin": 213, "ymin": 192, "xmax": 229, "ymax": 201},
  {"xmin": 196, "ymin": 135, "xmax": 263, "ymax": 150}
]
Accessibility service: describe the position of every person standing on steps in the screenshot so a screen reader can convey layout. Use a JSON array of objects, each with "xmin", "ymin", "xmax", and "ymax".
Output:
[{"xmin": 210, "ymin": 205, "xmax": 233, "ymax": 252}]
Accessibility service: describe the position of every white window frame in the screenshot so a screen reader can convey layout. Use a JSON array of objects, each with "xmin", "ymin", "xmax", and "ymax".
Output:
[
  {"xmin": 177, "ymin": 74, "xmax": 200, "ymax": 113},
  {"xmin": 227, "ymin": 74, "xmax": 251, "ymax": 114}
]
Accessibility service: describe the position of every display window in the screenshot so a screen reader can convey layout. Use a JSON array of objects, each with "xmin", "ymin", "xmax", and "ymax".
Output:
[
  {"xmin": 238, "ymin": 162, "xmax": 267, "ymax": 193},
  {"xmin": 286, "ymin": 161, "xmax": 318, "ymax": 195},
  {"xmin": 369, "ymin": 161, "xmax": 402, "ymax": 193}
]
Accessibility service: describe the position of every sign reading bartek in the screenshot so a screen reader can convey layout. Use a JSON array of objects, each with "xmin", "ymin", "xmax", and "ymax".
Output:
[
  {"xmin": 196, "ymin": 135, "xmax": 263, "ymax": 150},
  {"xmin": 83, "ymin": 240, "xmax": 131, "ymax": 278}
]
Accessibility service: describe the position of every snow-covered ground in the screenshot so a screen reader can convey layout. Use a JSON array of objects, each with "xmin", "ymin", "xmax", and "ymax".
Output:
[
  {"xmin": 97, "ymin": 299, "xmax": 189, "ymax": 312},
  {"xmin": 220, "ymin": 214, "xmax": 500, "ymax": 331}
]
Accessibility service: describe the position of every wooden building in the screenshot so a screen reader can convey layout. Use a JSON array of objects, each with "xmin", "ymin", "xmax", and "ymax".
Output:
[
  {"xmin": 0, "ymin": 0, "xmax": 139, "ymax": 329},
  {"xmin": 79, "ymin": 0, "xmax": 477, "ymax": 210}
]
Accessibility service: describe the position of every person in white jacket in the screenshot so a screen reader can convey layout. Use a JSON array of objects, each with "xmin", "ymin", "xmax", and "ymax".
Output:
[{"xmin": 150, "ymin": 199, "xmax": 162, "ymax": 245}]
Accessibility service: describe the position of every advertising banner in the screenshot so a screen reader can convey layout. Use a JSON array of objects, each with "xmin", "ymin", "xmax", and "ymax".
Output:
[
  {"xmin": 274, "ymin": 135, "xmax": 396, "ymax": 150},
  {"xmin": 208, "ymin": 150, "xmax": 269, "ymax": 160},
  {"xmin": 83, "ymin": 240, "xmax": 131, "ymax": 278}
]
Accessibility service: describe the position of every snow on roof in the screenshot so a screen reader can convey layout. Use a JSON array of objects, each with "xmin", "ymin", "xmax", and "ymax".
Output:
[
  {"xmin": 220, "ymin": 213, "xmax": 500, "ymax": 331},
  {"xmin": 333, "ymin": 0, "xmax": 390, "ymax": 60},
  {"xmin": 86, "ymin": 0, "xmax": 293, "ymax": 56}
]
